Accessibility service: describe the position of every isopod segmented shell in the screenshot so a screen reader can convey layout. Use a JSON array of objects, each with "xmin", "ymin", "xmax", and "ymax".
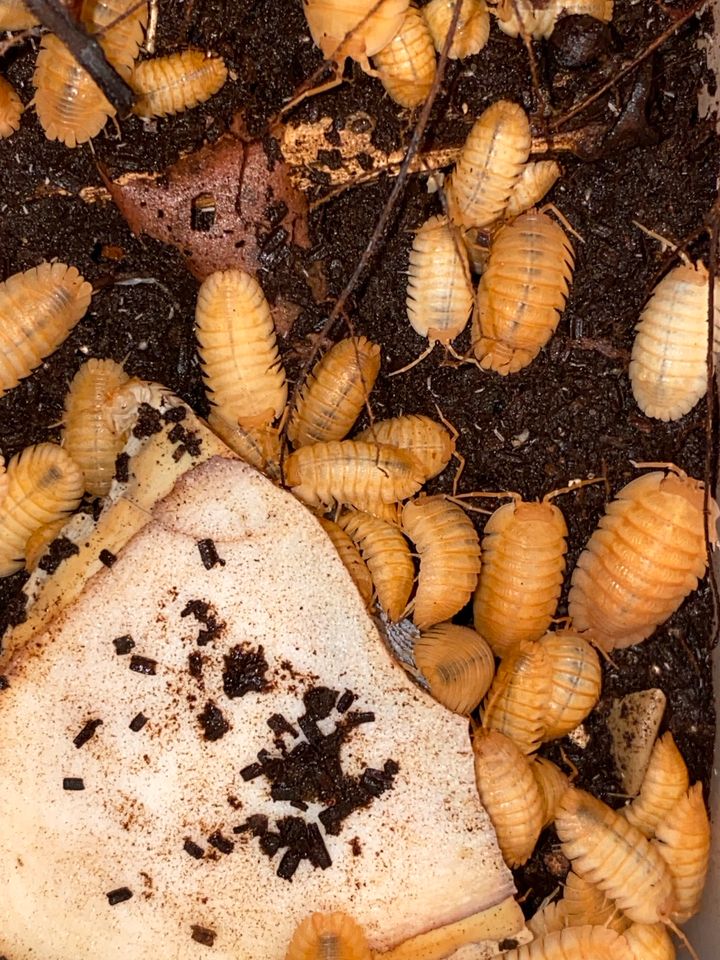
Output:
[
  {"xmin": 0, "ymin": 262, "xmax": 93, "ymax": 398},
  {"xmin": 422, "ymin": 0, "xmax": 489, "ymax": 59},
  {"xmin": 303, "ymin": 0, "xmax": 411, "ymax": 62},
  {"xmin": 561, "ymin": 870, "xmax": 629, "ymax": 933},
  {"xmin": 482, "ymin": 638, "xmax": 551, "ymax": 755},
  {"xmin": 131, "ymin": 49, "xmax": 228, "ymax": 119},
  {"xmin": 285, "ymin": 911, "xmax": 372, "ymax": 960},
  {"xmin": 414, "ymin": 622, "xmax": 495, "ymax": 714},
  {"xmin": 319, "ymin": 517, "xmax": 374, "ymax": 608},
  {"xmin": 0, "ymin": 75, "xmax": 23, "ymax": 139},
  {"xmin": 24, "ymin": 517, "xmax": 68, "ymax": 572},
  {"xmin": 526, "ymin": 899, "xmax": 567, "ymax": 938},
  {"xmin": 373, "ymin": 5, "xmax": 436, "ymax": 108},
  {"xmin": 539, "ymin": 630, "xmax": 602, "ymax": 741},
  {"xmin": 652, "ymin": 782, "xmax": 710, "ymax": 923},
  {"xmin": 354, "ymin": 413, "xmax": 455, "ymax": 482},
  {"xmin": 624, "ymin": 923, "xmax": 675, "ymax": 960},
  {"xmin": 623, "ymin": 732, "xmax": 689, "ymax": 839},
  {"xmin": 491, "ymin": 0, "xmax": 614, "ymax": 39},
  {"xmin": 207, "ymin": 411, "xmax": 281, "ymax": 480},
  {"xmin": 87, "ymin": 0, "xmax": 148, "ymax": 74},
  {"xmin": 530, "ymin": 756, "xmax": 570, "ymax": 828},
  {"xmin": 498, "ymin": 925, "xmax": 631, "ymax": 960},
  {"xmin": 504, "ymin": 160, "xmax": 561, "ymax": 220}
]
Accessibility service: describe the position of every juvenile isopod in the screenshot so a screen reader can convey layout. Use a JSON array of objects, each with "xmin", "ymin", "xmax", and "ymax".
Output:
[
  {"xmin": 498, "ymin": 925, "xmax": 631, "ymax": 960},
  {"xmin": 0, "ymin": 262, "xmax": 92, "ymax": 398},
  {"xmin": 623, "ymin": 732, "xmax": 689, "ymax": 839},
  {"xmin": 131, "ymin": 49, "xmax": 228, "ymax": 119},
  {"xmin": 284, "ymin": 440, "xmax": 425, "ymax": 515},
  {"xmin": 24, "ymin": 517, "xmax": 68, "ymax": 572},
  {"xmin": 195, "ymin": 269, "xmax": 287, "ymax": 429},
  {"xmin": 624, "ymin": 923, "xmax": 675, "ymax": 960},
  {"xmin": 445, "ymin": 100, "xmax": 531, "ymax": 230},
  {"xmin": 336, "ymin": 510, "xmax": 414, "ymax": 621},
  {"xmin": 490, "ymin": 0, "xmax": 614, "ymax": 39},
  {"xmin": 555, "ymin": 788, "xmax": 675, "ymax": 925},
  {"xmin": 539, "ymin": 630, "xmax": 602, "ymax": 741},
  {"xmin": 562, "ymin": 870, "xmax": 629, "ymax": 933},
  {"xmin": 504, "ymin": 160, "xmax": 561, "ymax": 220},
  {"xmin": 472, "ymin": 728, "xmax": 543, "ymax": 867},
  {"xmin": 0, "ymin": 75, "xmax": 23, "ymax": 139},
  {"xmin": 354, "ymin": 413, "xmax": 457, "ymax": 482},
  {"xmin": 372, "ymin": 5, "xmax": 436, "ymax": 108},
  {"xmin": 303, "ymin": 0, "xmax": 411, "ymax": 66},
  {"xmin": 629, "ymin": 261, "xmax": 720, "ymax": 422},
  {"xmin": 568, "ymin": 466, "xmax": 718, "ymax": 651},
  {"xmin": 0, "ymin": 443, "xmax": 84, "ymax": 577},
  {"xmin": 288, "ymin": 337, "xmax": 381, "ymax": 447},
  {"xmin": 285, "ymin": 911, "xmax": 372, "ymax": 960},
  {"xmin": 422, "ymin": 0, "xmax": 489, "ymax": 59},
  {"xmin": 472, "ymin": 209, "xmax": 575, "ymax": 374},
  {"xmin": 482, "ymin": 638, "xmax": 551, "ymax": 755},
  {"xmin": 0, "ymin": 0, "xmax": 38, "ymax": 29},
  {"xmin": 531, "ymin": 755, "xmax": 570, "ymax": 828},
  {"xmin": 653, "ymin": 783, "xmax": 710, "ymax": 923},
  {"xmin": 207, "ymin": 411, "xmax": 281, "ymax": 480},
  {"xmin": 401, "ymin": 495, "xmax": 481, "ymax": 630},
  {"xmin": 318, "ymin": 517, "xmax": 374, "ymax": 608},
  {"xmin": 414, "ymin": 622, "xmax": 495, "ymax": 714},
  {"xmin": 61, "ymin": 358, "xmax": 130, "ymax": 497}
]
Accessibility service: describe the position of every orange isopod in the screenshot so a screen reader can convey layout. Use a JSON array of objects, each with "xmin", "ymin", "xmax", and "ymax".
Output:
[
  {"xmin": 354, "ymin": 413, "xmax": 456, "ymax": 482},
  {"xmin": 284, "ymin": 440, "xmax": 425, "ymax": 514},
  {"xmin": 0, "ymin": 262, "xmax": 92, "ymax": 398},
  {"xmin": 568, "ymin": 467, "xmax": 718, "ymax": 651},
  {"xmin": 505, "ymin": 160, "xmax": 561, "ymax": 220},
  {"xmin": 0, "ymin": 443, "xmax": 84, "ymax": 577},
  {"xmin": 285, "ymin": 911, "xmax": 372, "ymax": 960},
  {"xmin": 318, "ymin": 517, "xmax": 374, "ymax": 608},
  {"xmin": 491, "ymin": 0, "xmax": 613, "ymax": 39},
  {"xmin": 562, "ymin": 870, "xmax": 629, "ymax": 933},
  {"xmin": 303, "ymin": 0, "xmax": 411, "ymax": 65},
  {"xmin": 526, "ymin": 899, "xmax": 567, "ymax": 938},
  {"xmin": 288, "ymin": 336, "xmax": 381, "ymax": 447},
  {"xmin": 472, "ymin": 209, "xmax": 575, "ymax": 374},
  {"xmin": 207, "ymin": 411, "xmax": 281, "ymax": 480},
  {"xmin": 422, "ymin": 0, "xmax": 489, "ymax": 59},
  {"xmin": 373, "ymin": 5, "xmax": 436, "ymax": 109},
  {"xmin": 61, "ymin": 358, "xmax": 130, "ymax": 497},
  {"xmin": 623, "ymin": 732, "xmax": 689, "ymax": 839},
  {"xmin": 472, "ymin": 728, "xmax": 543, "ymax": 867},
  {"xmin": 445, "ymin": 99, "xmax": 531, "ymax": 230},
  {"xmin": 0, "ymin": 75, "xmax": 23, "ymax": 139},
  {"xmin": 24, "ymin": 517, "xmax": 68, "ymax": 572},
  {"xmin": 629, "ymin": 261, "xmax": 720, "ymax": 422},
  {"xmin": 539, "ymin": 630, "xmax": 602, "ymax": 741},
  {"xmin": 414, "ymin": 622, "xmax": 495, "ymax": 714},
  {"xmin": 482, "ymin": 638, "xmax": 551, "ymax": 755},
  {"xmin": 87, "ymin": 0, "xmax": 148, "ymax": 74},
  {"xmin": 653, "ymin": 783, "xmax": 710, "ymax": 923},
  {"xmin": 556, "ymin": 788, "xmax": 675, "ymax": 925},
  {"xmin": 531, "ymin": 755, "xmax": 570, "ymax": 828},
  {"xmin": 336, "ymin": 509, "xmax": 414, "ymax": 621},
  {"xmin": 401, "ymin": 495, "xmax": 481, "ymax": 630},
  {"xmin": 498, "ymin": 925, "xmax": 631, "ymax": 960},
  {"xmin": 624, "ymin": 923, "xmax": 675, "ymax": 960},
  {"xmin": 195, "ymin": 269, "xmax": 287, "ymax": 429},
  {"xmin": 0, "ymin": 0, "xmax": 38, "ymax": 29},
  {"xmin": 131, "ymin": 49, "xmax": 228, "ymax": 119}
]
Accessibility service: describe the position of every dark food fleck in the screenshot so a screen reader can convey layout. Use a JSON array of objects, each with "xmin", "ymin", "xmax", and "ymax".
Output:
[
  {"xmin": 197, "ymin": 538, "xmax": 225, "ymax": 570},
  {"xmin": 132, "ymin": 402, "xmax": 163, "ymax": 438},
  {"xmin": 172, "ymin": 444, "xmax": 187, "ymax": 461},
  {"xmin": 38, "ymin": 536, "xmax": 79, "ymax": 574},
  {"xmin": 188, "ymin": 651, "xmax": 203, "ymax": 679},
  {"xmin": 63, "ymin": 777, "xmax": 85, "ymax": 791},
  {"xmin": 181, "ymin": 599, "xmax": 211, "ymax": 620},
  {"xmin": 222, "ymin": 643, "xmax": 269, "ymax": 699},
  {"xmin": 167, "ymin": 423, "xmax": 185, "ymax": 444},
  {"xmin": 240, "ymin": 762, "xmax": 264, "ymax": 781},
  {"xmin": 267, "ymin": 713, "xmax": 298, "ymax": 740},
  {"xmin": 350, "ymin": 836, "xmax": 362, "ymax": 856},
  {"xmin": 99, "ymin": 549, "xmax": 117, "ymax": 568},
  {"xmin": 129, "ymin": 712, "xmax": 148, "ymax": 732},
  {"xmin": 106, "ymin": 887, "xmax": 133, "ymax": 906},
  {"xmin": 73, "ymin": 718, "xmax": 103, "ymax": 748},
  {"xmin": 0, "ymin": 676, "xmax": 9, "ymax": 691},
  {"xmin": 114, "ymin": 451, "xmax": 130, "ymax": 483},
  {"xmin": 129, "ymin": 655, "xmax": 157, "ymax": 676},
  {"xmin": 4, "ymin": 592, "xmax": 28, "ymax": 627},
  {"xmin": 303, "ymin": 686, "xmax": 338, "ymax": 719},
  {"xmin": 336, "ymin": 689, "xmax": 356, "ymax": 713},
  {"xmin": 207, "ymin": 830, "xmax": 234, "ymax": 854},
  {"xmin": 183, "ymin": 838, "xmax": 204, "ymax": 859},
  {"xmin": 113, "ymin": 634, "xmax": 135, "ymax": 655},
  {"xmin": 198, "ymin": 700, "xmax": 230, "ymax": 741},
  {"xmin": 233, "ymin": 814, "xmax": 268, "ymax": 836},
  {"xmin": 163, "ymin": 404, "xmax": 187, "ymax": 423},
  {"xmin": 191, "ymin": 925, "xmax": 216, "ymax": 947}
]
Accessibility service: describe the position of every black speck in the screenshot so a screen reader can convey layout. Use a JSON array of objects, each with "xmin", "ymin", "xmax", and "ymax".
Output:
[
  {"xmin": 306, "ymin": 822, "xmax": 331, "ymax": 869},
  {"xmin": 191, "ymin": 925, "xmax": 216, "ymax": 947},
  {"xmin": 197, "ymin": 539, "xmax": 225, "ymax": 570},
  {"xmin": 106, "ymin": 887, "xmax": 133, "ymax": 906},
  {"xmin": 163, "ymin": 405, "xmax": 187, "ymax": 423},
  {"xmin": 73, "ymin": 718, "xmax": 103, "ymax": 748},
  {"xmin": 63, "ymin": 777, "xmax": 84, "ymax": 791},
  {"xmin": 336, "ymin": 689, "xmax": 355, "ymax": 713},
  {"xmin": 132, "ymin": 403, "xmax": 163, "ymax": 439},
  {"xmin": 303, "ymin": 686, "xmax": 338, "ymax": 720},
  {"xmin": 207, "ymin": 830, "xmax": 234, "ymax": 854},
  {"xmin": 4, "ymin": 592, "xmax": 27, "ymax": 626},
  {"xmin": 350, "ymin": 836, "xmax": 362, "ymax": 856},
  {"xmin": 223, "ymin": 644, "xmax": 269, "ymax": 699},
  {"xmin": 167, "ymin": 423, "xmax": 185, "ymax": 444},
  {"xmin": 188, "ymin": 651, "xmax": 203, "ymax": 679},
  {"xmin": 129, "ymin": 712, "xmax": 148, "ymax": 732},
  {"xmin": 183, "ymin": 838, "xmax": 204, "ymax": 859},
  {"xmin": 181, "ymin": 599, "xmax": 211, "ymax": 620},
  {"xmin": 38, "ymin": 536, "xmax": 79, "ymax": 574},
  {"xmin": 267, "ymin": 713, "xmax": 298, "ymax": 739},
  {"xmin": 240, "ymin": 762, "xmax": 264, "ymax": 781},
  {"xmin": 0, "ymin": 676, "xmax": 9, "ymax": 691},
  {"xmin": 114, "ymin": 452, "xmax": 130, "ymax": 483},
  {"xmin": 129, "ymin": 655, "xmax": 157, "ymax": 676},
  {"xmin": 184, "ymin": 432, "xmax": 202, "ymax": 457},
  {"xmin": 99, "ymin": 549, "xmax": 117, "ymax": 568},
  {"xmin": 113, "ymin": 634, "xmax": 135, "ymax": 655},
  {"xmin": 234, "ymin": 814, "xmax": 268, "ymax": 836},
  {"xmin": 345, "ymin": 710, "xmax": 375, "ymax": 727},
  {"xmin": 172, "ymin": 444, "xmax": 187, "ymax": 461},
  {"xmin": 198, "ymin": 701, "xmax": 230, "ymax": 741},
  {"xmin": 277, "ymin": 847, "xmax": 302, "ymax": 880}
]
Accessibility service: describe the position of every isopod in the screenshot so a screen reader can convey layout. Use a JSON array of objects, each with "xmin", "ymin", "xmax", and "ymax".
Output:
[
  {"xmin": 562, "ymin": 870, "xmax": 629, "ymax": 933},
  {"xmin": 526, "ymin": 899, "xmax": 567, "ymax": 938},
  {"xmin": 406, "ymin": 215, "xmax": 474, "ymax": 347},
  {"xmin": 288, "ymin": 337, "xmax": 381, "ymax": 447},
  {"xmin": 445, "ymin": 99, "xmax": 531, "ymax": 230},
  {"xmin": 472, "ymin": 728, "xmax": 543, "ymax": 867},
  {"xmin": 401, "ymin": 495, "xmax": 481, "ymax": 630},
  {"xmin": 653, "ymin": 783, "xmax": 710, "ymax": 923},
  {"xmin": 629, "ymin": 261, "xmax": 720, "ymax": 422},
  {"xmin": 131, "ymin": 49, "xmax": 228, "ymax": 119},
  {"xmin": 373, "ymin": 5, "xmax": 436, "ymax": 108},
  {"xmin": 0, "ymin": 443, "xmax": 84, "ymax": 577},
  {"xmin": 0, "ymin": 0, "xmax": 38, "ymax": 29},
  {"xmin": 88, "ymin": 0, "xmax": 148, "ymax": 75},
  {"xmin": 24, "ymin": 517, "xmax": 67, "ymax": 572},
  {"xmin": 568, "ymin": 466, "xmax": 718, "ymax": 651},
  {"xmin": 472, "ymin": 209, "xmax": 575, "ymax": 374},
  {"xmin": 303, "ymin": 0, "xmax": 411, "ymax": 65},
  {"xmin": 318, "ymin": 517, "xmax": 374, "ymax": 608},
  {"xmin": 285, "ymin": 911, "xmax": 372, "ymax": 960},
  {"xmin": 354, "ymin": 413, "xmax": 456, "ymax": 482},
  {"xmin": 207, "ymin": 411, "xmax": 281, "ymax": 480},
  {"xmin": 624, "ymin": 923, "xmax": 675, "ymax": 960},
  {"xmin": 422, "ymin": 0, "xmax": 489, "ymax": 59},
  {"xmin": 623, "ymin": 732, "xmax": 689, "ymax": 839},
  {"xmin": 504, "ymin": 160, "xmax": 561, "ymax": 220},
  {"xmin": 531, "ymin": 755, "xmax": 570, "ymax": 828},
  {"xmin": 539, "ymin": 630, "xmax": 602, "ymax": 741},
  {"xmin": 555, "ymin": 788, "xmax": 675, "ymax": 925},
  {"xmin": 336, "ymin": 510, "xmax": 414, "ymax": 621},
  {"xmin": 482, "ymin": 638, "xmax": 550, "ymax": 755},
  {"xmin": 414, "ymin": 622, "xmax": 495, "ymax": 714},
  {"xmin": 61, "ymin": 358, "xmax": 130, "ymax": 497},
  {"xmin": 0, "ymin": 262, "xmax": 92, "ymax": 398},
  {"xmin": 195, "ymin": 269, "xmax": 287, "ymax": 429},
  {"xmin": 284, "ymin": 440, "xmax": 425, "ymax": 514},
  {"xmin": 0, "ymin": 75, "xmax": 23, "ymax": 139},
  {"xmin": 490, "ymin": 0, "xmax": 614, "ymax": 40},
  {"xmin": 498, "ymin": 925, "xmax": 631, "ymax": 960}
]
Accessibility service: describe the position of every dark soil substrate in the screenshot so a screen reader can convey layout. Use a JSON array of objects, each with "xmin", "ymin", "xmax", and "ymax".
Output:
[{"xmin": 0, "ymin": 0, "xmax": 718, "ymax": 920}]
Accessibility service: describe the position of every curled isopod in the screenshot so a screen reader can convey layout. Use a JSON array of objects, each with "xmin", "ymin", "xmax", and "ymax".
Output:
[
  {"xmin": 499, "ymin": 925, "xmax": 631, "ymax": 960},
  {"xmin": 482, "ymin": 638, "xmax": 551, "ymax": 755},
  {"xmin": 490, "ymin": 0, "xmax": 614, "ymax": 39},
  {"xmin": 472, "ymin": 494, "xmax": 568, "ymax": 657},
  {"xmin": 623, "ymin": 732, "xmax": 689, "ymax": 839},
  {"xmin": 445, "ymin": 100, "xmax": 531, "ymax": 230},
  {"xmin": 195, "ymin": 269, "xmax": 287, "ymax": 430},
  {"xmin": 422, "ymin": 0, "xmax": 489, "ymax": 59},
  {"xmin": 556, "ymin": 788, "xmax": 675, "ymax": 925},
  {"xmin": 402, "ymin": 495, "xmax": 481, "ymax": 630},
  {"xmin": 472, "ymin": 209, "xmax": 575, "ymax": 374},
  {"xmin": 207, "ymin": 411, "xmax": 281, "ymax": 480},
  {"xmin": 472, "ymin": 728, "xmax": 543, "ymax": 867},
  {"xmin": 303, "ymin": 0, "xmax": 411, "ymax": 65},
  {"xmin": 0, "ymin": 0, "xmax": 38, "ymax": 29},
  {"xmin": 354, "ymin": 413, "xmax": 456, "ymax": 482},
  {"xmin": 0, "ymin": 443, "xmax": 84, "ymax": 577},
  {"xmin": 526, "ymin": 899, "xmax": 567, "ymax": 938},
  {"xmin": 24, "ymin": 517, "xmax": 67, "ymax": 572},
  {"xmin": 531, "ymin": 755, "xmax": 570, "ymax": 828},
  {"xmin": 318, "ymin": 517, "xmax": 374, "ymax": 608},
  {"xmin": 288, "ymin": 337, "xmax": 381, "ymax": 447},
  {"xmin": 653, "ymin": 783, "xmax": 710, "ymax": 923},
  {"xmin": 0, "ymin": 262, "xmax": 92, "ymax": 398},
  {"xmin": 372, "ymin": 5, "xmax": 436, "ymax": 108},
  {"xmin": 568, "ymin": 467, "xmax": 718, "ymax": 651},
  {"xmin": 284, "ymin": 440, "xmax": 424, "ymax": 515},
  {"xmin": 336, "ymin": 510, "xmax": 414, "ymax": 621},
  {"xmin": 414, "ymin": 622, "xmax": 495, "ymax": 714},
  {"xmin": 504, "ymin": 160, "xmax": 561, "ymax": 220},
  {"xmin": 629, "ymin": 262, "xmax": 720, "ymax": 422},
  {"xmin": 562, "ymin": 870, "xmax": 629, "ymax": 933},
  {"xmin": 61, "ymin": 358, "xmax": 130, "ymax": 497},
  {"xmin": 0, "ymin": 75, "xmax": 23, "ymax": 139},
  {"xmin": 539, "ymin": 630, "xmax": 601, "ymax": 741},
  {"xmin": 285, "ymin": 911, "xmax": 372, "ymax": 960},
  {"xmin": 131, "ymin": 49, "xmax": 228, "ymax": 118},
  {"xmin": 624, "ymin": 923, "xmax": 675, "ymax": 960}
]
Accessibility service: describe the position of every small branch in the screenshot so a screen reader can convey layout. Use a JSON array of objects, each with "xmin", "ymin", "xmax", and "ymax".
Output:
[{"xmin": 23, "ymin": 0, "xmax": 134, "ymax": 115}]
